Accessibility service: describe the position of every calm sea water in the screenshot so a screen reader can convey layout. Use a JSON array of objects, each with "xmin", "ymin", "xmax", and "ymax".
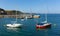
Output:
[{"xmin": 0, "ymin": 14, "xmax": 60, "ymax": 36}]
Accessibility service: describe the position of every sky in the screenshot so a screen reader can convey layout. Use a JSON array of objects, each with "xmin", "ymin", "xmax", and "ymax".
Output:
[{"xmin": 0, "ymin": 0, "xmax": 60, "ymax": 13}]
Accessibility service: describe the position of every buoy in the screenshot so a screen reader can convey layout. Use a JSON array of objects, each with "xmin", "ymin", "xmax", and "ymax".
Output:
[{"xmin": 54, "ymin": 24, "xmax": 57, "ymax": 26}]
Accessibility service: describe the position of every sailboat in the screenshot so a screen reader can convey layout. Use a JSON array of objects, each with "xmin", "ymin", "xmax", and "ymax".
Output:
[
  {"xmin": 36, "ymin": 13, "xmax": 51, "ymax": 29},
  {"xmin": 5, "ymin": 10, "xmax": 23, "ymax": 28}
]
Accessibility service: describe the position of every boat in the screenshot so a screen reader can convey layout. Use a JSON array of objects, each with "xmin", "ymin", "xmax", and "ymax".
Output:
[
  {"xmin": 6, "ymin": 21, "xmax": 22, "ymax": 28},
  {"xmin": 36, "ymin": 11, "xmax": 51, "ymax": 29},
  {"xmin": 5, "ymin": 10, "xmax": 23, "ymax": 28},
  {"xmin": 33, "ymin": 15, "xmax": 40, "ymax": 18},
  {"xmin": 6, "ymin": 24, "xmax": 22, "ymax": 28},
  {"xmin": 36, "ymin": 22, "xmax": 51, "ymax": 29}
]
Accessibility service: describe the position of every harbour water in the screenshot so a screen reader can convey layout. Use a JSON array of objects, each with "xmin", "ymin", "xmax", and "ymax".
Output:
[{"xmin": 0, "ymin": 14, "xmax": 60, "ymax": 36}]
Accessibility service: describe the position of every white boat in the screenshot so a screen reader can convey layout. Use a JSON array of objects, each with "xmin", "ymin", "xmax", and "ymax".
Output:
[
  {"xmin": 5, "ymin": 10, "xmax": 23, "ymax": 28},
  {"xmin": 6, "ymin": 23, "xmax": 22, "ymax": 28}
]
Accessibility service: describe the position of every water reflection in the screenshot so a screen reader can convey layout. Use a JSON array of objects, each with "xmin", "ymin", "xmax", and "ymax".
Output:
[
  {"xmin": 36, "ymin": 27, "xmax": 51, "ymax": 31},
  {"xmin": 6, "ymin": 27, "xmax": 21, "ymax": 32},
  {"xmin": 36, "ymin": 28, "xmax": 49, "ymax": 36}
]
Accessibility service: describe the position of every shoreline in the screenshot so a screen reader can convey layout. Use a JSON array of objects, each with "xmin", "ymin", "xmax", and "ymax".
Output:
[{"xmin": 0, "ymin": 15, "xmax": 40, "ymax": 19}]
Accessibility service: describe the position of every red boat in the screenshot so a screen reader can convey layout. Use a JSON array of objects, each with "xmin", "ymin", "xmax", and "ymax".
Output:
[
  {"xmin": 36, "ymin": 23, "xmax": 51, "ymax": 29},
  {"xmin": 36, "ymin": 12, "xmax": 51, "ymax": 29}
]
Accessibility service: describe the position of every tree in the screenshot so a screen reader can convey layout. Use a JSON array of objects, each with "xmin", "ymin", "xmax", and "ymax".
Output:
[{"xmin": 0, "ymin": 8, "xmax": 7, "ymax": 15}]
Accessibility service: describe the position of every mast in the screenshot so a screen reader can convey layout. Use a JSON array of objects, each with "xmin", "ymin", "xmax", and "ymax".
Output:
[
  {"xmin": 45, "ymin": 11, "xmax": 47, "ymax": 23},
  {"xmin": 46, "ymin": 2, "xmax": 49, "ymax": 23},
  {"xmin": 30, "ymin": 8, "xmax": 32, "ymax": 14},
  {"xmin": 16, "ymin": 10, "xmax": 17, "ymax": 22}
]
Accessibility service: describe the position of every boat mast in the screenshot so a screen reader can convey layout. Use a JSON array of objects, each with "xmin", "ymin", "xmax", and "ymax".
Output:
[
  {"xmin": 16, "ymin": 10, "xmax": 17, "ymax": 22},
  {"xmin": 45, "ymin": 11, "xmax": 47, "ymax": 23},
  {"xmin": 46, "ymin": 2, "xmax": 49, "ymax": 23}
]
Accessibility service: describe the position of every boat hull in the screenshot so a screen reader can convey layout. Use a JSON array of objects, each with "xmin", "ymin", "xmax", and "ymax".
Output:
[
  {"xmin": 5, "ymin": 24, "xmax": 22, "ymax": 28},
  {"xmin": 36, "ymin": 24, "xmax": 51, "ymax": 29}
]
